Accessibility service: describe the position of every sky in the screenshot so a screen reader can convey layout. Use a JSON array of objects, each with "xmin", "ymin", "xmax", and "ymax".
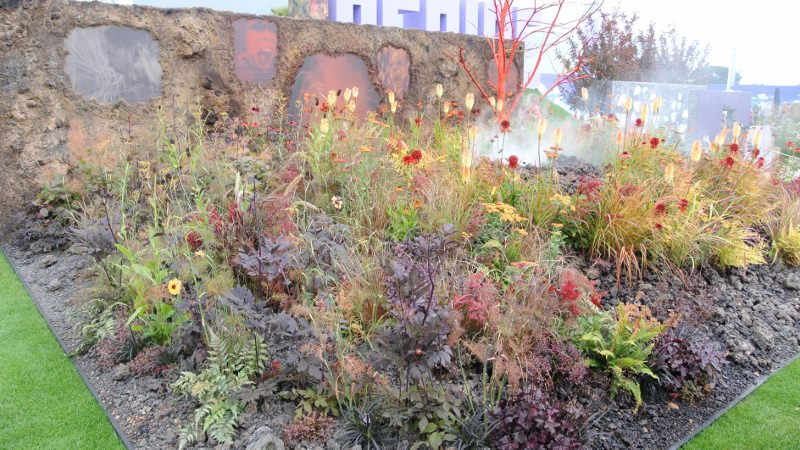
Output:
[
  {"xmin": 610, "ymin": 0, "xmax": 798, "ymax": 86},
  {"xmin": 106, "ymin": 0, "xmax": 797, "ymax": 86}
]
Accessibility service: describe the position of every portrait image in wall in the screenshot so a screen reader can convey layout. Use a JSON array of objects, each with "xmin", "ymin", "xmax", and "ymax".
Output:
[
  {"xmin": 289, "ymin": 53, "xmax": 379, "ymax": 119},
  {"xmin": 64, "ymin": 26, "xmax": 161, "ymax": 104},
  {"xmin": 234, "ymin": 19, "xmax": 279, "ymax": 84},
  {"xmin": 488, "ymin": 59, "xmax": 520, "ymax": 98},
  {"xmin": 377, "ymin": 45, "xmax": 410, "ymax": 99}
]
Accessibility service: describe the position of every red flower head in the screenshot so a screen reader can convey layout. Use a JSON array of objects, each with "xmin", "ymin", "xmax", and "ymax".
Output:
[
  {"xmin": 620, "ymin": 151, "xmax": 631, "ymax": 160},
  {"xmin": 508, "ymin": 155, "xmax": 520, "ymax": 169},
  {"xmin": 250, "ymin": 107, "xmax": 260, "ymax": 113},
  {"xmin": 654, "ymin": 202, "xmax": 668, "ymax": 216},
  {"xmin": 786, "ymin": 141, "xmax": 795, "ymax": 149},
  {"xmin": 729, "ymin": 143, "xmax": 740, "ymax": 154},
  {"xmin": 678, "ymin": 198, "xmax": 689, "ymax": 212},
  {"xmin": 752, "ymin": 148, "xmax": 760, "ymax": 158},
  {"xmin": 415, "ymin": 117, "xmax": 422, "ymax": 126},
  {"xmin": 186, "ymin": 231, "xmax": 203, "ymax": 251},
  {"xmin": 500, "ymin": 120, "xmax": 511, "ymax": 134},
  {"xmin": 650, "ymin": 137, "xmax": 660, "ymax": 149},
  {"xmin": 411, "ymin": 149, "xmax": 423, "ymax": 162},
  {"xmin": 635, "ymin": 118, "xmax": 643, "ymax": 127},
  {"xmin": 654, "ymin": 222, "xmax": 664, "ymax": 231},
  {"xmin": 722, "ymin": 155, "xmax": 735, "ymax": 169},
  {"xmin": 756, "ymin": 157, "xmax": 765, "ymax": 169},
  {"xmin": 402, "ymin": 155, "xmax": 415, "ymax": 165}
]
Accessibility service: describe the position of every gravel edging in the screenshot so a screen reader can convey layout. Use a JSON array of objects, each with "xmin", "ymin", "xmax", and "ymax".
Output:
[
  {"xmin": 1, "ymin": 243, "xmax": 134, "ymax": 450},
  {"xmin": 669, "ymin": 352, "xmax": 800, "ymax": 450}
]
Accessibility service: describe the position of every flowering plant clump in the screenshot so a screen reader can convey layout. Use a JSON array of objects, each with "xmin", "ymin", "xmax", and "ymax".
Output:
[
  {"xmin": 482, "ymin": 202, "xmax": 525, "ymax": 223},
  {"xmin": 58, "ymin": 72, "xmax": 800, "ymax": 449}
]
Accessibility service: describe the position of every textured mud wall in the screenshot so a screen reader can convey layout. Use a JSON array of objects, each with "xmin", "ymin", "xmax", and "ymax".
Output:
[{"xmin": 0, "ymin": 0, "xmax": 518, "ymax": 231}]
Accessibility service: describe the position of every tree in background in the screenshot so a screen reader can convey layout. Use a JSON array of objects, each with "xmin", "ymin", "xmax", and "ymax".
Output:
[{"xmin": 558, "ymin": 10, "xmax": 709, "ymax": 109}]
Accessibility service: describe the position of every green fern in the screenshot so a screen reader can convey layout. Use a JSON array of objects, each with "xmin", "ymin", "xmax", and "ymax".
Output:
[
  {"xmin": 172, "ymin": 330, "xmax": 268, "ymax": 448},
  {"xmin": 573, "ymin": 304, "xmax": 662, "ymax": 411}
]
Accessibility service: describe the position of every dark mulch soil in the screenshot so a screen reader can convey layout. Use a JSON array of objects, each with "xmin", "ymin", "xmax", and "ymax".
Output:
[
  {"xmin": 5, "ymin": 195, "xmax": 800, "ymax": 450},
  {"xmin": 585, "ymin": 261, "xmax": 800, "ymax": 449}
]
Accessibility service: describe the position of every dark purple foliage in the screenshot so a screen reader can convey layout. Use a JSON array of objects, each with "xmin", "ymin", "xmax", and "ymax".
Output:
[
  {"xmin": 380, "ymin": 226, "xmax": 457, "ymax": 382},
  {"xmin": 234, "ymin": 235, "xmax": 296, "ymax": 286},
  {"xmin": 491, "ymin": 386, "xmax": 588, "ymax": 450},
  {"xmin": 530, "ymin": 338, "xmax": 588, "ymax": 390},
  {"xmin": 649, "ymin": 328, "xmax": 725, "ymax": 392}
]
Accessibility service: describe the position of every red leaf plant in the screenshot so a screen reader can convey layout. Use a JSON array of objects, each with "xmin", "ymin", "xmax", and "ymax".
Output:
[
  {"xmin": 454, "ymin": 272, "xmax": 499, "ymax": 332},
  {"xmin": 550, "ymin": 269, "xmax": 605, "ymax": 316}
]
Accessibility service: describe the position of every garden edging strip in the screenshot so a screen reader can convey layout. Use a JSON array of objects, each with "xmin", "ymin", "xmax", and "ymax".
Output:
[
  {"xmin": 669, "ymin": 352, "xmax": 800, "ymax": 450},
  {"xmin": 1, "ymin": 244, "xmax": 134, "ymax": 450}
]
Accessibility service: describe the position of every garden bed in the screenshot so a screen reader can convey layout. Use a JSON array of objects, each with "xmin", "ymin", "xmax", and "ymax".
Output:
[{"xmin": 7, "ymin": 177, "xmax": 800, "ymax": 450}]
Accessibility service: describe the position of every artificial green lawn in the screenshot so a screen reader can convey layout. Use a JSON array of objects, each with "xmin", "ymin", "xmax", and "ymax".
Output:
[
  {"xmin": 0, "ymin": 250, "xmax": 124, "ymax": 450},
  {"xmin": 684, "ymin": 357, "xmax": 800, "ymax": 450}
]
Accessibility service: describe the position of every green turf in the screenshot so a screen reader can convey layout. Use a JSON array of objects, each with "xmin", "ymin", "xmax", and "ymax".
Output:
[
  {"xmin": 0, "ymin": 250, "xmax": 124, "ymax": 450},
  {"xmin": 683, "ymin": 357, "xmax": 800, "ymax": 450}
]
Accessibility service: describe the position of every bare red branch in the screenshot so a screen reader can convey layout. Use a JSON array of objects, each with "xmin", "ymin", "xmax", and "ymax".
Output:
[{"xmin": 456, "ymin": 0, "xmax": 602, "ymax": 123}]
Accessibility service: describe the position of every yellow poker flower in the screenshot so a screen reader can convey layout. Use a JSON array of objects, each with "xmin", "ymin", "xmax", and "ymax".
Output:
[{"xmin": 167, "ymin": 278, "xmax": 182, "ymax": 296}]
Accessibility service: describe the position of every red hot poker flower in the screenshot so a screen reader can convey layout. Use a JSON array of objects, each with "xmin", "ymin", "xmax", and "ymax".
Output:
[
  {"xmin": 508, "ymin": 155, "xmax": 520, "ymax": 169},
  {"xmin": 722, "ymin": 155, "xmax": 735, "ymax": 169}
]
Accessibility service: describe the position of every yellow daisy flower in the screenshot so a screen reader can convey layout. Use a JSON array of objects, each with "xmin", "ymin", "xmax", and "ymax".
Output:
[{"xmin": 167, "ymin": 278, "xmax": 182, "ymax": 296}]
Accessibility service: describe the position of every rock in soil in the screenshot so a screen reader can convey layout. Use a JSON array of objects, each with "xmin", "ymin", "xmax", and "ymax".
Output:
[{"xmin": 245, "ymin": 426, "xmax": 285, "ymax": 450}]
